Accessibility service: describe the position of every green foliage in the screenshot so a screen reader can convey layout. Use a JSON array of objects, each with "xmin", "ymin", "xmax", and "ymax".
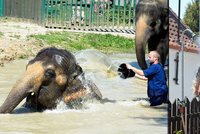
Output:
[
  {"xmin": 80, "ymin": 33, "xmax": 134, "ymax": 52},
  {"xmin": 29, "ymin": 31, "xmax": 135, "ymax": 53},
  {"xmin": 183, "ymin": 0, "xmax": 199, "ymax": 34},
  {"xmin": 175, "ymin": 130, "xmax": 183, "ymax": 134}
]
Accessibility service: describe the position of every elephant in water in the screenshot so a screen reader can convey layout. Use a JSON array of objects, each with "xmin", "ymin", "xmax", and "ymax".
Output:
[{"xmin": 0, "ymin": 47, "xmax": 102, "ymax": 113}]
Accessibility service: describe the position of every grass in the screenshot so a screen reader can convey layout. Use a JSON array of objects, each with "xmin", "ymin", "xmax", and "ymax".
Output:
[
  {"xmin": 29, "ymin": 31, "xmax": 135, "ymax": 53},
  {"xmin": 19, "ymin": 54, "xmax": 29, "ymax": 59},
  {"xmin": 0, "ymin": 32, "xmax": 3, "ymax": 37},
  {"xmin": 10, "ymin": 34, "xmax": 21, "ymax": 39}
]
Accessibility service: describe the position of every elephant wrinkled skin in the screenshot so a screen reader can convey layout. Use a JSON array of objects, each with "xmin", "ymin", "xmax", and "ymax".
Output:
[
  {"xmin": 0, "ymin": 47, "xmax": 102, "ymax": 113},
  {"xmin": 135, "ymin": 0, "xmax": 168, "ymax": 69}
]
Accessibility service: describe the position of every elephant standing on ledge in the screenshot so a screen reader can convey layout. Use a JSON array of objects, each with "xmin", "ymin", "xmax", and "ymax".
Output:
[
  {"xmin": 0, "ymin": 47, "xmax": 102, "ymax": 113},
  {"xmin": 135, "ymin": 0, "xmax": 168, "ymax": 70}
]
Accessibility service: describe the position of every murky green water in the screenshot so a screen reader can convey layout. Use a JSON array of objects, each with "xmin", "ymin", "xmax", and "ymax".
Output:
[{"xmin": 0, "ymin": 49, "xmax": 167, "ymax": 134}]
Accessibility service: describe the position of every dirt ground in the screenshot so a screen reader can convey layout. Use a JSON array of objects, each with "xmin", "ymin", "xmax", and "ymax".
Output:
[
  {"xmin": 0, "ymin": 20, "xmax": 134, "ymax": 67},
  {"xmin": 0, "ymin": 20, "xmax": 65, "ymax": 67}
]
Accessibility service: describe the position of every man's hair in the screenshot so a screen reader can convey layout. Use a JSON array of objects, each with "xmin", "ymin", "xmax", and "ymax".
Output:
[{"xmin": 150, "ymin": 51, "xmax": 160, "ymax": 61}]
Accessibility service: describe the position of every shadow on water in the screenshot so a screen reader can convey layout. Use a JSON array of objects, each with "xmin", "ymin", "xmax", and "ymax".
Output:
[
  {"xmin": 129, "ymin": 103, "xmax": 168, "ymax": 127},
  {"xmin": 100, "ymin": 98, "xmax": 117, "ymax": 104},
  {"xmin": 131, "ymin": 97, "xmax": 149, "ymax": 102},
  {"xmin": 131, "ymin": 116, "xmax": 168, "ymax": 126},
  {"xmin": 13, "ymin": 107, "xmax": 38, "ymax": 114}
]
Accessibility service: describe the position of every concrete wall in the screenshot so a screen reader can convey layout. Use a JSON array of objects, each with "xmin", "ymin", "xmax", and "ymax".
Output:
[{"xmin": 169, "ymin": 48, "xmax": 200, "ymax": 102}]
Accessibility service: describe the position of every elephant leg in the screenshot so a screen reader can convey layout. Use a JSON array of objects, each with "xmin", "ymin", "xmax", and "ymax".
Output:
[
  {"xmin": 147, "ymin": 33, "xmax": 168, "ymax": 67},
  {"xmin": 156, "ymin": 36, "xmax": 168, "ymax": 67}
]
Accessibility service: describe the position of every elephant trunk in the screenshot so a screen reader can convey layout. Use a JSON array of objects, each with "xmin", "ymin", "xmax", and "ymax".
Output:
[
  {"xmin": 0, "ymin": 79, "xmax": 32, "ymax": 113},
  {"xmin": 0, "ymin": 63, "xmax": 44, "ymax": 113},
  {"xmin": 0, "ymin": 84, "xmax": 28, "ymax": 113},
  {"xmin": 136, "ymin": 40, "xmax": 147, "ymax": 70},
  {"xmin": 135, "ymin": 14, "xmax": 149, "ymax": 70}
]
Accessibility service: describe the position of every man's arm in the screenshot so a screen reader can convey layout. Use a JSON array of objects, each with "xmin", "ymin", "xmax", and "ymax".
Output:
[
  {"xmin": 135, "ymin": 74, "xmax": 148, "ymax": 80},
  {"xmin": 126, "ymin": 64, "xmax": 145, "ymax": 76}
]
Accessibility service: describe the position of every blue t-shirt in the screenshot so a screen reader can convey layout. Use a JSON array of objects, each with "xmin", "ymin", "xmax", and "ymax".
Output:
[{"xmin": 143, "ymin": 63, "xmax": 168, "ymax": 98}]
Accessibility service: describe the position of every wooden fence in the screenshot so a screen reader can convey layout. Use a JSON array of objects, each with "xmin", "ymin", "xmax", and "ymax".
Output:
[
  {"xmin": 168, "ymin": 97, "xmax": 200, "ymax": 134},
  {"xmin": 3, "ymin": 0, "xmax": 43, "ymax": 23}
]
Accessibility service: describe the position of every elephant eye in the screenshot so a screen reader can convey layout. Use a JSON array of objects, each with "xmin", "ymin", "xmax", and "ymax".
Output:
[
  {"xmin": 45, "ymin": 69, "xmax": 56, "ymax": 79},
  {"xmin": 149, "ymin": 21, "xmax": 157, "ymax": 28}
]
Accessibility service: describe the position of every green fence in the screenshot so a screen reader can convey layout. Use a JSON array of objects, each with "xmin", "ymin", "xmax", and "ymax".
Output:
[
  {"xmin": 0, "ymin": 0, "xmax": 3, "ymax": 17},
  {"xmin": 43, "ymin": 0, "xmax": 137, "ymax": 32},
  {"xmin": 0, "ymin": 0, "xmax": 137, "ymax": 33}
]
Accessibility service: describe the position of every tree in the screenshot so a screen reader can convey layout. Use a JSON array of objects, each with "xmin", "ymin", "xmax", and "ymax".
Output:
[{"xmin": 183, "ymin": 0, "xmax": 199, "ymax": 34}]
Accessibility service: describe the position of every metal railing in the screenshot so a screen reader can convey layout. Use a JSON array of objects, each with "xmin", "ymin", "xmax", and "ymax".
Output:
[
  {"xmin": 43, "ymin": 0, "xmax": 137, "ymax": 33},
  {"xmin": 0, "ymin": 0, "xmax": 3, "ymax": 17},
  {"xmin": 0, "ymin": 0, "xmax": 137, "ymax": 33}
]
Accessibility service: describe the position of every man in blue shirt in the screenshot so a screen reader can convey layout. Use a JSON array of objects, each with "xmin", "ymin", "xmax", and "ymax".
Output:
[{"xmin": 126, "ymin": 51, "xmax": 168, "ymax": 106}]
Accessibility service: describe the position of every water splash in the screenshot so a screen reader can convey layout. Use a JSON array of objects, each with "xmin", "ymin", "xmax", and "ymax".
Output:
[
  {"xmin": 75, "ymin": 49, "xmax": 118, "ymax": 78},
  {"xmin": 117, "ymin": 99, "xmax": 150, "ymax": 107},
  {"xmin": 134, "ymin": 100, "xmax": 150, "ymax": 107},
  {"xmin": 44, "ymin": 100, "xmax": 101, "ymax": 114}
]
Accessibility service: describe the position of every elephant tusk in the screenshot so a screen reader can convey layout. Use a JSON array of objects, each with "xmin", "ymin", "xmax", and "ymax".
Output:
[{"xmin": 31, "ymin": 92, "xmax": 35, "ymax": 96}]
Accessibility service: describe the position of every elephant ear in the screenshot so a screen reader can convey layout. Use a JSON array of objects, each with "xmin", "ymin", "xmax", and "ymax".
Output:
[
  {"xmin": 161, "ymin": 8, "xmax": 168, "ymax": 30},
  {"xmin": 68, "ymin": 64, "xmax": 84, "ymax": 84},
  {"xmin": 72, "ymin": 64, "xmax": 83, "ymax": 78}
]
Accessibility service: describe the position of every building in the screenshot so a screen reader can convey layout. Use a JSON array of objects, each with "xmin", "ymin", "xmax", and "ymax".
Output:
[{"xmin": 169, "ymin": 8, "xmax": 200, "ymax": 102}]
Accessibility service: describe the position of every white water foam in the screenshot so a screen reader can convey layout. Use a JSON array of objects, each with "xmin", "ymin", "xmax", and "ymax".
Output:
[
  {"xmin": 134, "ymin": 100, "xmax": 150, "ymax": 107},
  {"xmin": 117, "ymin": 100, "xmax": 150, "ymax": 107},
  {"xmin": 44, "ymin": 100, "xmax": 101, "ymax": 114}
]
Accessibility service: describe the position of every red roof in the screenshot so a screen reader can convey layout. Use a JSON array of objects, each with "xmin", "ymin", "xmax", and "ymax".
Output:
[{"xmin": 169, "ymin": 8, "xmax": 200, "ymax": 53}]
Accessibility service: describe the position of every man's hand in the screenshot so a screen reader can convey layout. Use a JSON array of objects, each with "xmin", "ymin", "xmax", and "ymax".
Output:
[
  {"xmin": 126, "ymin": 63, "xmax": 145, "ymax": 76},
  {"xmin": 126, "ymin": 64, "xmax": 133, "ymax": 70}
]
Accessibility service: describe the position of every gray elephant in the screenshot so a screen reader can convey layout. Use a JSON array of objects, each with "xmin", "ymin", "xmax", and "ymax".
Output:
[
  {"xmin": 0, "ymin": 47, "xmax": 102, "ymax": 113},
  {"xmin": 135, "ymin": 0, "xmax": 168, "ymax": 69}
]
